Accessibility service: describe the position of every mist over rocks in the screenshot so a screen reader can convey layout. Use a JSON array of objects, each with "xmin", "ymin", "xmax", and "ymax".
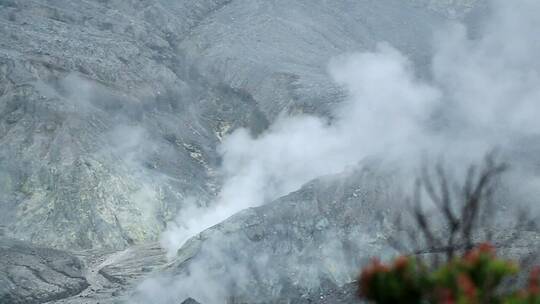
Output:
[
  {"xmin": 3, "ymin": 0, "xmax": 540, "ymax": 304},
  {"xmin": 135, "ymin": 167, "xmax": 401, "ymax": 304},
  {"xmin": 0, "ymin": 0, "xmax": 270, "ymax": 250},
  {"xmin": 159, "ymin": 0, "xmax": 540, "ymax": 258}
]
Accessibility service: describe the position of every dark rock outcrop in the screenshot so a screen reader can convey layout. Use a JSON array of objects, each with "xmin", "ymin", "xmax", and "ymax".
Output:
[
  {"xmin": 181, "ymin": 298, "xmax": 202, "ymax": 304},
  {"xmin": 52, "ymin": 243, "xmax": 167, "ymax": 304},
  {"xmin": 0, "ymin": 238, "xmax": 88, "ymax": 304}
]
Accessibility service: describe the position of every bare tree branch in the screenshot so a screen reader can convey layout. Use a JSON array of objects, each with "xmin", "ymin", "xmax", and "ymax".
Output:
[{"xmin": 404, "ymin": 152, "xmax": 508, "ymax": 265}]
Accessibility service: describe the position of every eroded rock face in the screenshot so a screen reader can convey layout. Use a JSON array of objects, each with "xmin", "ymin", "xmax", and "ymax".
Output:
[
  {"xmin": 0, "ymin": 238, "xmax": 88, "ymax": 304},
  {"xmin": 410, "ymin": 0, "xmax": 482, "ymax": 18},
  {"xmin": 52, "ymin": 243, "xmax": 168, "ymax": 304}
]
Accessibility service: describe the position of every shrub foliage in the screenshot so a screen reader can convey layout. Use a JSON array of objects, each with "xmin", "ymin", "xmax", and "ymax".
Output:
[
  {"xmin": 359, "ymin": 154, "xmax": 539, "ymax": 303},
  {"xmin": 359, "ymin": 243, "xmax": 540, "ymax": 304}
]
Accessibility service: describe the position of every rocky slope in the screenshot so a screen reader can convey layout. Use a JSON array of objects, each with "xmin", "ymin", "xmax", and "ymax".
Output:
[
  {"xmin": 0, "ymin": 0, "xmax": 270, "ymax": 250},
  {"xmin": 130, "ymin": 167, "xmax": 402, "ymax": 303}
]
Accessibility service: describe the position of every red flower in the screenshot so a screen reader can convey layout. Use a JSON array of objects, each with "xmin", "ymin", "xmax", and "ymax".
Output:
[
  {"xmin": 359, "ymin": 258, "xmax": 388, "ymax": 297},
  {"xmin": 464, "ymin": 243, "xmax": 495, "ymax": 265},
  {"xmin": 528, "ymin": 266, "xmax": 540, "ymax": 295},
  {"xmin": 394, "ymin": 256, "xmax": 409, "ymax": 271},
  {"xmin": 437, "ymin": 288, "xmax": 456, "ymax": 304},
  {"xmin": 476, "ymin": 243, "xmax": 495, "ymax": 255},
  {"xmin": 457, "ymin": 274, "xmax": 477, "ymax": 300}
]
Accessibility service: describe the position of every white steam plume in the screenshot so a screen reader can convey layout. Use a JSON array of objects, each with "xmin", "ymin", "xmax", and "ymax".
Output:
[
  {"xmin": 161, "ymin": 0, "xmax": 540, "ymax": 259},
  {"xmin": 160, "ymin": 44, "xmax": 440, "ymax": 257}
]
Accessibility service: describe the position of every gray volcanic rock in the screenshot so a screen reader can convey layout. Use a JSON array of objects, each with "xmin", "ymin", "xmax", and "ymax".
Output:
[
  {"xmin": 411, "ymin": 0, "xmax": 481, "ymax": 18},
  {"xmin": 181, "ymin": 298, "xmax": 202, "ymax": 304},
  {"xmin": 0, "ymin": 238, "xmax": 88, "ymax": 304},
  {"xmin": 177, "ymin": 0, "xmax": 449, "ymax": 120},
  {"xmin": 133, "ymin": 167, "xmax": 400, "ymax": 304},
  {"xmin": 52, "ymin": 243, "xmax": 167, "ymax": 304},
  {"xmin": 0, "ymin": 0, "xmax": 266, "ymax": 250},
  {"xmin": 305, "ymin": 281, "xmax": 358, "ymax": 304}
]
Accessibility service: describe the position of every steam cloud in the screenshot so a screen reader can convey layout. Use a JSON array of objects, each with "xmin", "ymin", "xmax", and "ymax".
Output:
[{"xmin": 160, "ymin": 0, "xmax": 540, "ymax": 262}]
